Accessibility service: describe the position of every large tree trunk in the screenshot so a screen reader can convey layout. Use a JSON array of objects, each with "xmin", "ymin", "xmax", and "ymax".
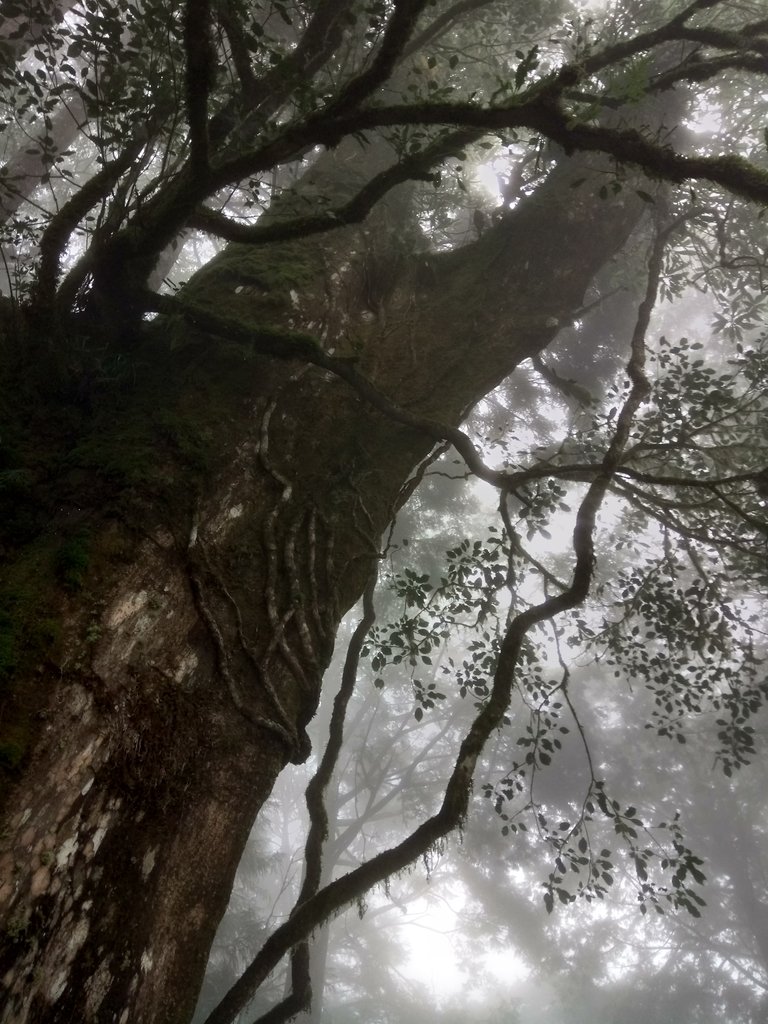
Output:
[{"xmin": 0, "ymin": 151, "xmax": 645, "ymax": 1022}]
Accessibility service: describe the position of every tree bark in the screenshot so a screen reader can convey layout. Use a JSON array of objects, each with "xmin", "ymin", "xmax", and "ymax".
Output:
[{"xmin": 0, "ymin": 150, "xmax": 646, "ymax": 1022}]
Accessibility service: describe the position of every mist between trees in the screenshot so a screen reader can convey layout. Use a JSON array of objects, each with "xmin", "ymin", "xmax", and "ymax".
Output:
[{"xmin": 0, "ymin": 1, "xmax": 767, "ymax": 1022}]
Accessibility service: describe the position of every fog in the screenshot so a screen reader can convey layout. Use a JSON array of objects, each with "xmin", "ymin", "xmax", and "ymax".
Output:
[
  {"xmin": 194, "ymin": 275, "xmax": 768, "ymax": 1023},
  {"xmin": 1, "ymin": 0, "xmax": 767, "ymax": 1022}
]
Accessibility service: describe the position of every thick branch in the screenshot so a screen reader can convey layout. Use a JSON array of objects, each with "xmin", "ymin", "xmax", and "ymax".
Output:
[
  {"xmin": 190, "ymin": 127, "xmax": 478, "ymax": 244},
  {"xmin": 185, "ymin": 0, "xmax": 214, "ymax": 176},
  {"xmin": 207, "ymin": 95, "xmax": 768, "ymax": 210},
  {"xmin": 325, "ymin": 0, "xmax": 432, "ymax": 116},
  {"xmin": 34, "ymin": 137, "xmax": 146, "ymax": 309}
]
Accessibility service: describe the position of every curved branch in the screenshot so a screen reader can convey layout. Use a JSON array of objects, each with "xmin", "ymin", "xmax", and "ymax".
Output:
[
  {"xmin": 201, "ymin": 380, "xmax": 642, "ymax": 1024},
  {"xmin": 34, "ymin": 136, "xmax": 146, "ymax": 309},
  {"xmin": 190, "ymin": 127, "xmax": 478, "ymax": 244},
  {"xmin": 650, "ymin": 52, "xmax": 768, "ymax": 93},
  {"xmin": 209, "ymin": 94, "xmax": 768, "ymax": 209},
  {"xmin": 324, "ymin": 0, "xmax": 432, "ymax": 117},
  {"xmin": 299, "ymin": 574, "xmax": 377, "ymax": 907},
  {"xmin": 402, "ymin": 0, "xmax": 498, "ymax": 59}
]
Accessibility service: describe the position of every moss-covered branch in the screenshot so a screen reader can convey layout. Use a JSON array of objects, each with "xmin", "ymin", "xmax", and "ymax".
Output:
[
  {"xmin": 146, "ymin": 291, "xmax": 768, "ymax": 513},
  {"xmin": 34, "ymin": 139, "xmax": 146, "ymax": 309},
  {"xmin": 204, "ymin": 84, "xmax": 768, "ymax": 212},
  {"xmin": 69, "ymin": 0, "xmax": 768, "ymax": 313},
  {"xmin": 189, "ymin": 127, "xmax": 477, "ymax": 244}
]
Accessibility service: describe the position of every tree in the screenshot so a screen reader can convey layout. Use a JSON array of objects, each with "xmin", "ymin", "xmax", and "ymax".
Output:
[{"xmin": 0, "ymin": 1, "xmax": 767, "ymax": 1022}]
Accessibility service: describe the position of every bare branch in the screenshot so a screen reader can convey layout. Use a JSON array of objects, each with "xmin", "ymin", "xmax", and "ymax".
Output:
[
  {"xmin": 211, "ymin": 0, "xmax": 356, "ymax": 147},
  {"xmin": 403, "ymin": 0, "xmax": 499, "ymax": 58},
  {"xmin": 325, "ymin": 0, "xmax": 434, "ymax": 116},
  {"xmin": 215, "ymin": 0, "xmax": 259, "ymax": 102}
]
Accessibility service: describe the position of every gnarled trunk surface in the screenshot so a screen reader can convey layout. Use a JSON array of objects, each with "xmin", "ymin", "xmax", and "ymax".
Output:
[{"xmin": 0, "ymin": 153, "xmax": 644, "ymax": 1023}]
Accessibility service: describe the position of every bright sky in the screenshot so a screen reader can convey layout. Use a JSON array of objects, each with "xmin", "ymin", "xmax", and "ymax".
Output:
[{"xmin": 392, "ymin": 882, "xmax": 529, "ymax": 1002}]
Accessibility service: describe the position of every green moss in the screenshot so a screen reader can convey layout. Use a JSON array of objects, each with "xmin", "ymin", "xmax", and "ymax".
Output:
[
  {"xmin": 176, "ymin": 238, "xmax": 320, "ymax": 348},
  {"xmin": 0, "ymin": 555, "xmax": 59, "ymax": 683},
  {"xmin": 67, "ymin": 419, "xmax": 160, "ymax": 488},
  {"xmin": 0, "ymin": 734, "xmax": 27, "ymax": 770},
  {"xmin": 191, "ymin": 238, "xmax": 316, "ymax": 300},
  {"xmin": 155, "ymin": 409, "xmax": 215, "ymax": 474},
  {"xmin": 4, "ymin": 911, "xmax": 30, "ymax": 939},
  {"xmin": 27, "ymin": 616, "xmax": 61, "ymax": 653},
  {"xmin": 0, "ymin": 609, "xmax": 15, "ymax": 677},
  {"xmin": 53, "ymin": 532, "xmax": 91, "ymax": 592},
  {"xmin": 0, "ymin": 722, "xmax": 36, "ymax": 789}
]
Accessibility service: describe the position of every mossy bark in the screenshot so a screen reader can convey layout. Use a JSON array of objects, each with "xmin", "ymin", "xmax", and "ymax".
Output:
[{"xmin": 0, "ymin": 152, "xmax": 645, "ymax": 1023}]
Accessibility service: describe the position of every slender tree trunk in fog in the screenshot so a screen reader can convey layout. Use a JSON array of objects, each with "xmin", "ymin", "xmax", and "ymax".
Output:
[
  {"xmin": 0, "ymin": 1, "xmax": 76, "ymax": 64},
  {"xmin": 0, "ymin": 94, "xmax": 88, "ymax": 227},
  {"xmin": 0, "ymin": 147, "xmax": 645, "ymax": 1023}
]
